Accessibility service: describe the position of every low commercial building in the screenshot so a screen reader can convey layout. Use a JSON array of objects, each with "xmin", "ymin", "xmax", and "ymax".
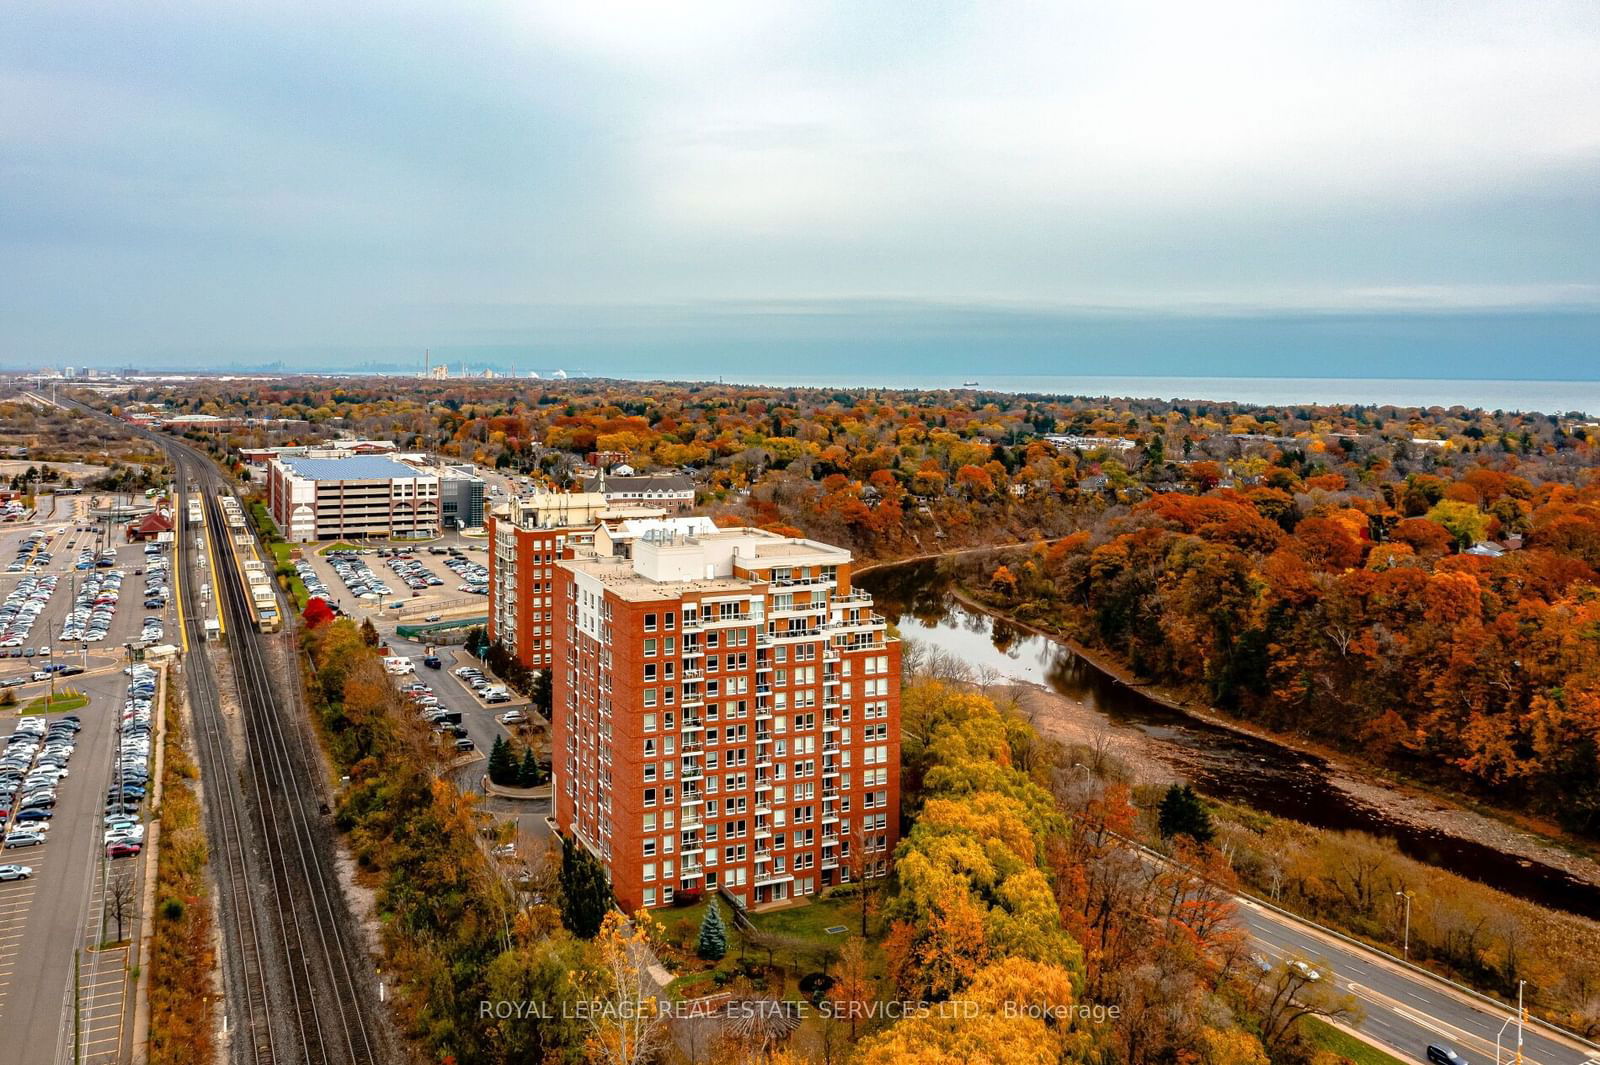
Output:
[
  {"xmin": 553, "ymin": 523, "xmax": 900, "ymax": 913},
  {"xmin": 582, "ymin": 472, "xmax": 695, "ymax": 513},
  {"xmin": 266, "ymin": 455, "xmax": 439, "ymax": 542}
]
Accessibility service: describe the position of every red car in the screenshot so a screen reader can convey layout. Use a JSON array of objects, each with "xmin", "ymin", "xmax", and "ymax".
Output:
[{"xmin": 106, "ymin": 842, "xmax": 141, "ymax": 859}]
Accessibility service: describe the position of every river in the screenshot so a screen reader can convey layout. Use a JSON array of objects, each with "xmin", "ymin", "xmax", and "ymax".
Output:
[{"xmin": 859, "ymin": 558, "xmax": 1600, "ymax": 920}]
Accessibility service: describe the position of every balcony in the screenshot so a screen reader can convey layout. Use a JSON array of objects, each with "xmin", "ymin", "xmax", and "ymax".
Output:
[
  {"xmin": 822, "ymin": 742, "xmax": 840, "ymax": 753},
  {"xmin": 770, "ymin": 574, "xmax": 835, "ymax": 590},
  {"xmin": 769, "ymin": 626, "xmax": 823, "ymax": 643},
  {"xmin": 681, "ymin": 616, "xmax": 704, "ymax": 633},
  {"xmin": 755, "ymin": 755, "xmax": 773, "ymax": 768},
  {"xmin": 828, "ymin": 611, "xmax": 886, "ymax": 633},
  {"xmin": 681, "ymin": 667, "xmax": 703, "ymax": 681},
  {"xmin": 681, "ymin": 836, "xmax": 705, "ymax": 854},
  {"xmin": 681, "ymin": 863, "xmax": 704, "ymax": 878},
  {"xmin": 832, "ymin": 589, "xmax": 872, "ymax": 606},
  {"xmin": 680, "ymin": 813, "xmax": 703, "ymax": 829},
  {"xmin": 702, "ymin": 612, "xmax": 755, "ymax": 629},
  {"xmin": 823, "ymin": 762, "xmax": 840, "ymax": 777},
  {"xmin": 681, "ymin": 644, "xmax": 704, "ymax": 658},
  {"xmin": 681, "ymin": 718, "xmax": 705, "ymax": 731},
  {"xmin": 754, "ymin": 869, "xmax": 794, "ymax": 887},
  {"xmin": 681, "ymin": 764, "xmax": 704, "ymax": 782},
  {"xmin": 681, "ymin": 790, "xmax": 704, "ymax": 805},
  {"xmin": 770, "ymin": 600, "xmax": 827, "ymax": 618},
  {"xmin": 755, "ymin": 801, "xmax": 771, "ymax": 815}
]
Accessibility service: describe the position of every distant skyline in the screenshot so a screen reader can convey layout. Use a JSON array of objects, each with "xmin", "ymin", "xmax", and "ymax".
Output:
[{"xmin": 3, "ymin": 3, "xmax": 1598, "ymax": 372}]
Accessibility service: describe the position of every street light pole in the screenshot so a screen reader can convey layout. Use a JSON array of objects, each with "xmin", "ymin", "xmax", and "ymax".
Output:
[
  {"xmin": 1517, "ymin": 979, "xmax": 1526, "ymax": 1065},
  {"xmin": 1395, "ymin": 890, "xmax": 1413, "ymax": 961}
]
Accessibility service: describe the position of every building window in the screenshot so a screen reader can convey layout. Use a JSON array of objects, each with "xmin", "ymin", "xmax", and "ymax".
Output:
[{"xmin": 644, "ymin": 613, "xmax": 658, "ymax": 632}]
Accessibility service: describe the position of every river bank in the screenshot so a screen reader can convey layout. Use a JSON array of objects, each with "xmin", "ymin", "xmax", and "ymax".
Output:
[
  {"xmin": 860, "ymin": 554, "xmax": 1600, "ymax": 916},
  {"xmin": 943, "ymin": 581, "xmax": 1600, "ymax": 894}
]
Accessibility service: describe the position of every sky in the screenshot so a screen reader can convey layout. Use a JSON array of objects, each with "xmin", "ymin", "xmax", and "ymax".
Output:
[{"xmin": 2, "ymin": 1, "xmax": 1599, "ymax": 377}]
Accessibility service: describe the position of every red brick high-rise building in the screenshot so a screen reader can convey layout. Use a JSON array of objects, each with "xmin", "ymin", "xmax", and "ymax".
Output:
[
  {"xmin": 489, "ymin": 493, "xmax": 604, "ymax": 671},
  {"xmin": 552, "ymin": 523, "xmax": 899, "ymax": 912}
]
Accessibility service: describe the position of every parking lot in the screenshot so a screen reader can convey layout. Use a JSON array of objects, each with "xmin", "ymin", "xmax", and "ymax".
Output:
[
  {"xmin": 0, "ymin": 662, "xmax": 154, "ymax": 1063},
  {"xmin": 376, "ymin": 629, "xmax": 551, "ymax": 852},
  {"xmin": 0, "ymin": 517, "xmax": 178, "ymax": 708},
  {"xmin": 290, "ymin": 537, "xmax": 490, "ymax": 621}
]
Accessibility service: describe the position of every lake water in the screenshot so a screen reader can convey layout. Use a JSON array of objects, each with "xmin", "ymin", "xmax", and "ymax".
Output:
[
  {"xmin": 859, "ymin": 558, "xmax": 1600, "ymax": 919},
  {"xmin": 707, "ymin": 374, "xmax": 1600, "ymax": 415}
]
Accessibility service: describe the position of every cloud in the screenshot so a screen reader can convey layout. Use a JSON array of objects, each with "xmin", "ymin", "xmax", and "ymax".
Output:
[{"xmin": 0, "ymin": 0, "xmax": 1597, "ymax": 364}]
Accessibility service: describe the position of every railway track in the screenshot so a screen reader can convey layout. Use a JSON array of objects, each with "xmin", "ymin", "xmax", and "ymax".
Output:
[
  {"xmin": 200, "ymin": 482, "xmax": 380, "ymax": 1065},
  {"xmin": 72, "ymin": 402, "xmax": 387, "ymax": 1065},
  {"xmin": 169, "ymin": 453, "xmax": 279, "ymax": 1065}
]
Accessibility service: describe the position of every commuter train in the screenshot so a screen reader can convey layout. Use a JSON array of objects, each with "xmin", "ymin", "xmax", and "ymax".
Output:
[{"xmin": 217, "ymin": 491, "xmax": 281, "ymax": 633}]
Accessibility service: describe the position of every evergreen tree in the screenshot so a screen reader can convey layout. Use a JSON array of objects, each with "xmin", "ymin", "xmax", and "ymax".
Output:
[
  {"xmin": 697, "ymin": 898, "xmax": 728, "ymax": 961},
  {"xmin": 559, "ymin": 835, "xmax": 612, "ymax": 939},
  {"xmin": 1158, "ymin": 784, "xmax": 1215, "ymax": 845},
  {"xmin": 358, "ymin": 617, "xmax": 380, "ymax": 646},
  {"xmin": 517, "ymin": 746, "xmax": 543, "ymax": 788},
  {"xmin": 531, "ymin": 669, "xmax": 553, "ymax": 720},
  {"xmin": 487, "ymin": 736, "xmax": 514, "ymax": 786}
]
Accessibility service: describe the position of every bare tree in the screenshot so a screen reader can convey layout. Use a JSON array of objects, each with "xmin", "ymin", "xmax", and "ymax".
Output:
[
  {"xmin": 1257, "ymin": 959, "xmax": 1361, "ymax": 1052},
  {"xmin": 106, "ymin": 871, "xmax": 138, "ymax": 944}
]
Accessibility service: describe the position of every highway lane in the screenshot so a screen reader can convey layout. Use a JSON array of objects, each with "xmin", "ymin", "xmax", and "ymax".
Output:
[{"xmin": 1240, "ymin": 896, "xmax": 1595, "ymax": 1065}]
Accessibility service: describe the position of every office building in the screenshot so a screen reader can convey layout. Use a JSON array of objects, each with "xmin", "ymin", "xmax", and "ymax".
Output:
[
  {"xmin": 553, "ymin": 524, "xmax": 899, "ymax": 913},
  {"xmin": 266, "ymin": 455, "xmax": 439, "ymax": 542},
  {"xmin": 437, "ymin": 464, "xmax": 486, "ymax": 529}
]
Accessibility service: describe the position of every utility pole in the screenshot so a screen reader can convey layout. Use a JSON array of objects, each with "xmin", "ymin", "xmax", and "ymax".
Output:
[{"xmin": 1395, "ymin": 890, "xmax": 1413, "ymax": 961}]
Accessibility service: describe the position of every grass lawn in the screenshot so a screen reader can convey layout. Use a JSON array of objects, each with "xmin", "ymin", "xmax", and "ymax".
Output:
[
  {"xmin": 659, "ymin": 891, "xmax": 876, "ymax": 1002},
  {"xmin": 265, "ymin": 542, "xmax": 310, "ymax": 609},
  {"xmin": 1304, "ymin": 1019, "xmax": 1410, "ymax": 1065},
  {"xmin": 317, "ymin": 541, "xmax": 364, "ymax": 555},
  {"xmin": 24, "ymin": 689, "xmax": 90, "ymax": 714}
]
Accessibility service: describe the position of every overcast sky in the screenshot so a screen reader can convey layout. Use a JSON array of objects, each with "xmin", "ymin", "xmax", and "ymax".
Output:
[{"xmin": 3, "ymin": 1, "xmax": 1598, "ymax": 369}]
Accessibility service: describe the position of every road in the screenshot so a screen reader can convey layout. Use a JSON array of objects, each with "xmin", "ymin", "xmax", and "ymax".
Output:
[{"xmin": 1240, "ymin": 898, "xmax": 1595, "ymax": 1065}]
